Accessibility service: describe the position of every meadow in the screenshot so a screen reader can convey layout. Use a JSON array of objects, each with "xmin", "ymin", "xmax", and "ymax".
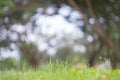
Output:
[{"xmin": 0, "ymin": 62, "xmax": 120, "ymax": 80}]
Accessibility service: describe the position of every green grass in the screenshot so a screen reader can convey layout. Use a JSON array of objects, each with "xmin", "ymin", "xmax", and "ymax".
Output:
[{"xmin": 0, "ymin": 62, "xmax": 120, "ymax": 80}]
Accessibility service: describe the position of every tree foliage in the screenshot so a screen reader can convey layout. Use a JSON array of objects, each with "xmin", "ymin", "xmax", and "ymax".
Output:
[
  {"xmin": 0, "ymin": 0, "xmax": 120, "ymax": 69},
  {"xmin": 0, "ymin": 0, "xmax": 14, "ymax": 15}
]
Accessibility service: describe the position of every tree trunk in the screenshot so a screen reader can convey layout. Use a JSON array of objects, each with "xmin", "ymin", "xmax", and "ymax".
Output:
[{"xmin": 67, "ymin": 0, "xmax": 120, "ymax": 68}]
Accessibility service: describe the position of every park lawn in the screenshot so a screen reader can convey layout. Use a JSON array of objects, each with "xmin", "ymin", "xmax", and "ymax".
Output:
[
  {"xmin": 0, "ymin": 69, "xmax": 120, "ymax": 80},
  {"xmin": 0, "ymin": 63, "xmax": 120, "ymax": 80}
]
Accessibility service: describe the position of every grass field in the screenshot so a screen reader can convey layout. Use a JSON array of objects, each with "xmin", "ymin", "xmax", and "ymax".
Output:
[{"xmin": 0, "ymin": 62, "xmax": 120, "ymax": 80}]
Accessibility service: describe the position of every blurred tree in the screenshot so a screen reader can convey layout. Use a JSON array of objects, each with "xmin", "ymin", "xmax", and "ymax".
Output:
[
  {"xmin": 49, "ymin": 0, "xmax": 120, "ymax": 68},
  {"xmin": 0, "ymin": 0, "xmax": 48, "ymax": 69},
  {"xmin": 0, "ymin": 0, "xmax": 120, "ymax": 69},
  {"xmin": 19, "ymin": 42, "xmax": 43, "ymax": 68},
  {"xmin": 64, "ymin": 0, "xmax": 120, "ymax": 68}
]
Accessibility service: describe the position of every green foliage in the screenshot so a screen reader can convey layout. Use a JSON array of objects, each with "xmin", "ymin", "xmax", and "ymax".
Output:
[
  {"xmin": 0, "ymin": 58, "xmax": 17, "ymax": 70},
  {"xmin": 0, "ymin": 0, "xmax": 14, "ymax": 14},
  {"xmin": 18, "ymin": 58, "xmax": 33, "ymax": 71},
  {"xmin": 56, "ymin": 46, "xmax": 74, "ymax": 63},
  {"xmin": 0, "ymin": 62, "xmax": 120, "ymax": 80}
]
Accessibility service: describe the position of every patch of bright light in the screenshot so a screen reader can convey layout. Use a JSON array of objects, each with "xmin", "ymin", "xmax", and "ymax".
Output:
[
  {"xmin": 36, "ymin": 8, "xmax": 44, "ymax": 13},
  {"xmin": 73, "ymin": 45, "xmax": 86, "ymax": 53},
  {"xmin": 70, "ymin": 10, "xmax": 83, "ymax": 19},
  {"xmin": 11, "ymin": 24, "xmax": 25, "ymax": 33},
  {"xmin": 27, "ymin": 33, "xmax": 37, "ymax": 42},
  {"xmin": 87, "ymin": 35, "xmax": 93, "ymax": 43},
  {"xmin": 89, "ymin": 18, "xmax": 95, "ymax": 24},
  {"xmin": 47, "ymin": 48, "xmax": 56, "ymax": 56},
  {"xmin": 9, "ymin": 43, "xmax": 18, "ymax": 50},
  {"xmin": 46, "ymin": 6, "xmax": 56, "ymax": 15},
  {"xmin": 36, "ymin": 15, "xmax": 84, "ymax": 38},
  {"xmin": 1, "ymin": 47, "xmax": 20, "ymax": 60},
  {"xmin": 37, "ymin": 42, "xmax": 48, "ymax": 51},
  {"xmin": 8, "ymin": 31, "xmax": 18, "ymax": 41},
  {"xmin": 58, "ymin": 5, "xmax": 71, "ymax": 17},
  {"xmin": 0, "ymin": 28, "xmax": 7, "ymax": 41}
]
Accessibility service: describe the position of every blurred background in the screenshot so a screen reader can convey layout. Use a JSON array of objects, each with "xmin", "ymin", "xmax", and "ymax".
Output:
[{"xmin": 0, "ymin": 0, "xmax": 120, "ymax": 71}]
